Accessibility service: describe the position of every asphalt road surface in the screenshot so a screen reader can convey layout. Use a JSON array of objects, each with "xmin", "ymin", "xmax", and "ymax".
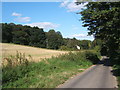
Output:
[{"xmin": 59, "ymin": 57, "xmax": 118, "ymax": 88}]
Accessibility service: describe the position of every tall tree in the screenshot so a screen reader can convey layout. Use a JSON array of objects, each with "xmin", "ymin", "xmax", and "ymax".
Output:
[
  {"xmin": 66, "ymin": 38, "xmax": 80, "ymax": 49},
  {"xmin": 12, "ymin": 24, "xmax": 30, "ymax": 45},
  {"xmin": 12, "ymin": 30, "xmax": 29, "ymax": 45},
  {"xmin": 29, "ymin": 27, "xmax": 46, "ymax": 48},
  {"xmin": 78, "ymin": 2, "xmax": 120, "ymax": 57},
  {"xmin": 46, "ymin": 30, "xmax": 64, "ymax": 49},
  {"xmin": 80, "ymin": 40, "xmax": 91, "ymax": 49},
  {"xmin": 91, "ymin": 39, "xmax": 102, "ymax": 49},
  {"xmin": 2, "ymin": 23, "xmax": 13, "ymax": 43}
]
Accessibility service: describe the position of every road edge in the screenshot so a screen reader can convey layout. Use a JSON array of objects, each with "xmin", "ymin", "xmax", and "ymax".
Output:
[
  {"xmin": 56, "ymin": 65, "xmax": 96, "ymax": 88},
  {"xmin": 110, "ymin": 67, "xmax": 118, "ymax": 88}
]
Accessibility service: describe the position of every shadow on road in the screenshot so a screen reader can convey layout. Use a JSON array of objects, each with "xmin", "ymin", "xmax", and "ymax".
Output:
[
  {"xmin": 97, "ymin": 56, "xmax": 120, "ymax": 87},
  {"xmin": 97, "ymin": 56, "xmax": 112, "ymax": 66},
  {"xmin": 103, "ymin": 58, "xmax": 120, "ymax": 77}
]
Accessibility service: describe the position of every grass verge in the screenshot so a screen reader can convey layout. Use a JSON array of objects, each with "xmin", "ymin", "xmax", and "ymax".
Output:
[
  {"xmin": 113, "ymin": 65, "xmax": 120, "ymax": 89},
  {"xmin": 111, "ymin": 53, "xmax": 120, "ymax": 89},
  {"xmin": 2, "ymin": 51, "xmax": 100, "ymax": 88}
]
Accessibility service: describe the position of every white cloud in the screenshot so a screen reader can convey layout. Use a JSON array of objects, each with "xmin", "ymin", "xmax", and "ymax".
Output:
[
  {"xmin": 12, "ymin": 12, "xmax": 31, "ymax": 23},
  {"xmin": 25, "ymin": 22, "xmax": 59, "ymax": 29},
  {"xmin": 14, "ymin": 17, "xmax": 31, "ymax": 23},
  {"xmin": 60, "ymin": 0, "xmax": 88, "ymax": 12},
  {"xmin": 12, "ymin": 12, "xmax": 22, "ymax": 16},
  {"xmin": 60, "ymin": 0, "xmax": 70, "ymax": 7},
  {"xmin": 72, "ymin": 25, "xmax": 80, "ymax": 30},
  {"xmin": 72, "ymin": 33, "xmax": 86, "ymax": 37},
  {"xmin": 71, "ymin": 34, "xmax": 93, "ymax": 38},
  {"xmin": 71, "ymin": 33, "xmax": 94, "ymax": 40}
]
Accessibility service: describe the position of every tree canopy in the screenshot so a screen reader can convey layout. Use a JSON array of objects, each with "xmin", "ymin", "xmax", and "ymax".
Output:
[
  {"xmin": 79, "ymin": 2, "xmax": 120, "ymax": 57},
  {"xmin": 46, "ymin": 29, "xmax": 64, "ymax": 49},
  {"xmin": 2, "ymin": 23, "xmax": 46, "ymax": 48}
]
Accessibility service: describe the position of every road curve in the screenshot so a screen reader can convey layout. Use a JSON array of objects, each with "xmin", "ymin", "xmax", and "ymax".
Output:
[{"xmin": 58, "ymin": 57, "xmax": 118, "ymax": 88}]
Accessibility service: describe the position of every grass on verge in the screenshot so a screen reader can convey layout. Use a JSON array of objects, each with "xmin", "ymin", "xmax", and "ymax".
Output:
[
  {"xmin": 111, "ymin": 52, "xmax": 120, "ymax": 89},
  {"xmin": 2, "ymin": 51, "xmax": 100, "ymax": 88},
  {"xmin": 113, "ymin": 65, "xmax": 120, "ymax": 89}
]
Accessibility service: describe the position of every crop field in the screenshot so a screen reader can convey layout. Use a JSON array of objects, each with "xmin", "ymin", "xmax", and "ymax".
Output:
[{"xmin": 1, "ymin": 43, "xmax": 68, "ymax": 62}]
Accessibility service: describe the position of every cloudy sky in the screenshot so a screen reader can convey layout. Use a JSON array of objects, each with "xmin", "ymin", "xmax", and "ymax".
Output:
[{"xmin": 2, "ymin": 1, "xmax": 94, "ymax": 40}]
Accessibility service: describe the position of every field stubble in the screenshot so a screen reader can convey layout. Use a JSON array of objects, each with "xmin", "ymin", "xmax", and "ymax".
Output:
[{"xmin": 1, "ymin": 43, "xmax": 68, "ymax": 62}]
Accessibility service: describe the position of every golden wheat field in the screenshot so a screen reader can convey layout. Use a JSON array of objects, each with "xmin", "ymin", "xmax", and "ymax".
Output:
[{"xmin": 1, "ymin": 43, "xmax": 68, "ymax": 62}]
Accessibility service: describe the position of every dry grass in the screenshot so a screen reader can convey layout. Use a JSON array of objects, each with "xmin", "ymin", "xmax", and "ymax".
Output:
[{"xmin": 1, "ymin": 43, "xmax": 68, "ymax": 62}]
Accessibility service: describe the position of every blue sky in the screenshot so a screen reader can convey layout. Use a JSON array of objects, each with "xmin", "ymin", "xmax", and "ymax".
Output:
[{"xmin": 2, "ymin": 2, "xmax": 94, "ymax": 40}]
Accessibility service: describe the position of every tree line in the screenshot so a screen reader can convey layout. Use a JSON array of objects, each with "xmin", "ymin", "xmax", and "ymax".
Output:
[{"xmin": 2, "ymin": 23, "xmax": 101, "ymax": 50}]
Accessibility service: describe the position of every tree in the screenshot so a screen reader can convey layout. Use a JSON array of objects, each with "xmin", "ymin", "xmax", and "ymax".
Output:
[
  {"xmin": 2, "ymin": 23, "xmax": 13, "ymax": 43},
  {"xmin": 66, "ymin": 38, "xmax": 80, "ymax": 49},
  {"xmin": 29, "ymin": 27, "xmax": 46, "ymax": 48},
  {"xmin": 61, "ymin": 38, "xmax": 92, "ymax": 50},
  {"xmin": 78, "ymin": 2, "xmax": 120, "ymax": 57},
  {"xmin": 91, "ymin": 39, "xmax": 102, "ymax": 49},
  {"xmin": 80, "ymin": 40, "xmax": 91, "ymax": 49},
  {"xmin": 11, "ymin": 24, "xmax": 30, "ymax": 45},
  {"xmin": 46, "ymin": 30, "xmax": 64, "ymax": 49},
  {"xmin": 12, "ymin": 30, "xmax": 29, "ymax": 45}
]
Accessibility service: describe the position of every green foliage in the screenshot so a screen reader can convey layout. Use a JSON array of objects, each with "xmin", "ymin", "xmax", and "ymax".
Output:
[
  {"xmin": 12, "ymin": 30, "xmax": 29, "ymax": 45},
  {"xmin": 2, "ymin": 23, "xmax": 47, "ymax": 48},
  {"xmin": 85, "ymin": 51, "xmax": 100, "ymax": 64},
  {"xmin": 91, "ymin": 39, "xmax": 102, "ymax": 49},
  {"xmin": 59, "ymin": 45, "xmax": 76, "ymax": 51},
  {"xmin": 79, "ymin": 40, "xmax": 91, "ymax": 49},
  {"xmin": 78, "ymin": 3, "xmax": 120, "ymax": 88},
  {"xmin": 2, "ymin": 52, "xmax": 31, "ymax": 85},
  {"xmin": 79, "ymin": 4, "xmax": 120, "ymax": 86},
  {"xmin": 2, "ymin": 23, "xmax": 13, "ymax": 43},
  {"xmin": 2, "ymin": 23, "xmax": 99, "ymax": 50},
  {"xmin": 113, "ymin": 65, "xmax": 120, "ymax": 89},
  {"xmin": 93, "ymin": 45, "xmax": 101, "ymax": 57},
  {"xmin": 80, "ymin": 2, "xmax": 120, "ymax": 57},
  {"xmin": 2, "ymin": 23, "xmax": 65, "ymax": 49},
  {"xmin": 65, "ymin": 38, "xmax": 79, "ymax": 49},
  {"xmin": 2, "ymin": 51, "xmax": 99, "ymax": 88},
  {"xmin": 46, "ymin": 30, "xmax": 64, "ymax": 49},
  {"xmin": 29, "ymin": 27, "xmax": 46, "ymax": 48},
  {"xmin": 94, "ymin": 45, "xmax": 100, "ymax": 52},
  {"xmin": 58, "ymin": 51, "xmax": 100, "ymax": 64},
  {"xmin": 62, "ymin": 38, "xmax": 92, "ymax": 50}
]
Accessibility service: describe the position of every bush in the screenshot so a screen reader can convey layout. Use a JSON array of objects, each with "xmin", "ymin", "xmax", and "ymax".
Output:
[
  {"xmin": 55, "ymin": 51, "xmax": 100, "ymax": 65},
  {"xmin": 59, "ymin": 45, "xmax": 75, "ymax": 51},
  {"xmin": 2, "ymin": 52, "xmax": 32, "ymax": 84},
  {"xmin": 3, "ymin": 64, "xmax": 30, "ymax": 84},
  {"xmin": 2, "ymin": 51, "xmax": 31, "ymax": 67},
  {"xmin": 85, "ymin": 51, "xmax": 100, "ymax": 64}
]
